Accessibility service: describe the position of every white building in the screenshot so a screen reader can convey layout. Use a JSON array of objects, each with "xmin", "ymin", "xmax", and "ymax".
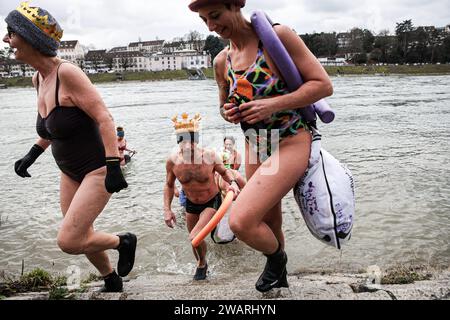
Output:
[
  {"xmin": 0, "ymin": 60, "xmax": 35, "ymax": 77},
  {"xmin": 337, "ymin": 33, "xmax": 352, "ymax": 51},
  {"xmin": 111, "ymin": 51, "xmax": 150, "ymax": 72},
  {"xmin": 128, "ymin": 40, "xmax": 165, "ymax": 53},
  {"xmin": 58, "ymin": 40, "xmax": 85, "ymax": 65},
  {"xmin": 318, "ymin": 57, "xmax": 348, "ymax": 66},
  {"xmin": 148, "ymin": 50, "xmax": 211, "ymax": 71},
  {"xmin": 177, "ymin": 50, "xmax": 211, "ymax": 69}
]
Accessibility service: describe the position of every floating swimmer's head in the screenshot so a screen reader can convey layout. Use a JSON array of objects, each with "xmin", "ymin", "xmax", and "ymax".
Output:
[
  {"xmin": 188, "ymin": 0, "xmax": 246, "ymax": 12},
  {"xmin": 116, "ymin": 126, "xmax": 125, "ymax": 138},
  {"xmin": 223, "ymin": 136, "xmax": 236, "ymax": 151}
]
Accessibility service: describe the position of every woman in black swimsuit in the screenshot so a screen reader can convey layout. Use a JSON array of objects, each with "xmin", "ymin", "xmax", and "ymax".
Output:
[{"xmin": 4, "ymin": 2, "xmax": 137, "ymax": 292}]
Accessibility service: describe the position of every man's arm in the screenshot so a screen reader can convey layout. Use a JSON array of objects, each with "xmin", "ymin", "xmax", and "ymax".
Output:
[{"xmin": 163, "ymin": 157, "xmax": 177, "ymax": 228}]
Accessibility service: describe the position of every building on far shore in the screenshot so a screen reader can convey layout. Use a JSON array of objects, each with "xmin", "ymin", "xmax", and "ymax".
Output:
[
  {"xmin": 317, "ymin": 57, "xmax": 348, "ymax": 66},
  {"xmin": 128, "ymin": 40, "xmax": 165, "ymax": 53},
  {"xmin": 84, "ymin": 49, "xmax": 109, "ymax": 73},
  {"xmin": 58, "ymin": 40, "xmax": 85, "ymax": 66},
  {"xmin": 0, "ymin": 59, "xmax": 35, "ymax": 77},
  {"xmin": 111, "ymin": 51, "xmax": 149, "ymax": 73},
  {"xmin": 149, "ymin": 50, "xmax": 211, "ymax": 71}
]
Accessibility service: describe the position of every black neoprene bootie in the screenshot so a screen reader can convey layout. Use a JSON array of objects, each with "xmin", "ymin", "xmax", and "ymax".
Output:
[
  {"xmin": 116, "ymin": 233, "xmax": 137, "ymax": 277},
  {"xmin": 255, "ymin": 243, "xmax": 289, "ymax": 292},
  {"xmin": 99, "ymin": 270, "xmax": 123, "ymax": 292},
  {"xmin": 193, "ymin": 263, "xmax": 208, "ymax": 281}
]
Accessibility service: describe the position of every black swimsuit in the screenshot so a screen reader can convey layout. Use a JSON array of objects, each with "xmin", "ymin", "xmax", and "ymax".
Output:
[
  {"xmin": 35, "ymin": 63, "xmax": 106, "ymax": 183},
  {"xmin": 186, "ymin": 193, "xmax": 222, "ymax": 215}
]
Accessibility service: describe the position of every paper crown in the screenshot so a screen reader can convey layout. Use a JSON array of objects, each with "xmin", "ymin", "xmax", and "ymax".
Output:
[
  {"xmin": 172, "ymin": 113, "xmax": 202, "ymax": 134},
  {"xmin": 17, "ymin": 1, "xmax": 63, "ymax": 42}
]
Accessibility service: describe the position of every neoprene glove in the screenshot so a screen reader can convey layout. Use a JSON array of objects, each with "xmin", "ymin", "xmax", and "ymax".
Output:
[
  {"xmin": 105, "ymin": 157, "xmax": 128, "ymax": 193},
  {"xmin": 14, "ymin": 144, "xmax": 45, "ymax": 178}
]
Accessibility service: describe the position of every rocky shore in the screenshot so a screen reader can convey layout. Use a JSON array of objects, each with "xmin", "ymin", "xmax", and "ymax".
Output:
[{"xmin": 4, "ymin": 268, "xmax": 449, "ymax": 301}]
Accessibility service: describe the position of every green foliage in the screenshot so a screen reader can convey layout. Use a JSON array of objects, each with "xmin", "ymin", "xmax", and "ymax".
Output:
[
  {"xmin": 203, "ymin": 35, "xmax": 225, "ymax": 61},
  {"xmin": 48, "ymin": 286, "xmax": 73, "ymax": 300},
  {"xmin": 20, "ymin": 268, "xmax": 53, "ymax": 288},
  {"xmin": 0, "ymin": 268, "xmax": 67, "ymax": 298},
  {"xmin": 302, "ymin": 32, "xmax": 338, "ymax": 57}
]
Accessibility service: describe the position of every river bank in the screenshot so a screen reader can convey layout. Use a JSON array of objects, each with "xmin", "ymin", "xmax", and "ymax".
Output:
[
  {"xmin": 2, "ymin": 265, "xmax": 449, "ymax": 300},
  {"xmin": 1, "ymin": 64, "xmax": 450, "ymax": 88}
]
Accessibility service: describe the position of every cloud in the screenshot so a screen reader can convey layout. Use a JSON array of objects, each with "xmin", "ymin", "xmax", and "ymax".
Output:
[{"xmin": 1, "ymin": 0, "xmax": 449, "ymax": 49}]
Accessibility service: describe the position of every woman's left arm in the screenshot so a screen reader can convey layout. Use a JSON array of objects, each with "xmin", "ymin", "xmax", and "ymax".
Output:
[
  {"xmin": 58, "ymin": 64, "xmax": 119, "ymax": 158},
  {"xmin": 239, "ymin": 25, "xmax": 333, "ymax": 124}
]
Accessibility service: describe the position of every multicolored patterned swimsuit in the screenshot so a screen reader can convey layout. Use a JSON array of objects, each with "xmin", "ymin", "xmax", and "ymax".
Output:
[{"xmin": 226, "ymin": 42, "xmax": 308, "ymax": 158}]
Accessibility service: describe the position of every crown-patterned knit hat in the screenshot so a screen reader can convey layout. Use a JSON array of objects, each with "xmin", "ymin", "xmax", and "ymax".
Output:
[{"xmin": 5, "ymin": 2, "xmax": 63, "ymax": 57}]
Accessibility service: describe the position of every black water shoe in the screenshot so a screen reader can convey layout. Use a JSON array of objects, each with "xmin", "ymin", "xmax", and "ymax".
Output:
[
  {"xmin": 193, "ymin": 263, "xmax": 208, "ymax": 281},
  {"xmin": 255, "ymin": 244, "xmax": 289, "ymax": 292},
  {"xmin": 99, "ymin": 270, "xmax": 123, "ymax": 292},
  {"xmin": 116, "ymin": 232, "xmax": 137, "ymax": 277}
]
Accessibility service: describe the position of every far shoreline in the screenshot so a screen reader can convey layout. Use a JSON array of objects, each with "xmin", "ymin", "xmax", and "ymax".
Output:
[{"xmin": 1, "ymin": 64, "xmax": 450, "ymax": 88}]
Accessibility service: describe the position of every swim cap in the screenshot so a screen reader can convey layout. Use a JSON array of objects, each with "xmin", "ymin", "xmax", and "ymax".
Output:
[
  {"xmin": 117, "ymin": 127, "xmax": 125, "ymax": 137},
  {"xmin": 5, "ymin": 2, "xmax": 63, "ymax": 57},
  {"xmin": 188, "ymin": 0, "xmax": 246, "ymax": 12}
]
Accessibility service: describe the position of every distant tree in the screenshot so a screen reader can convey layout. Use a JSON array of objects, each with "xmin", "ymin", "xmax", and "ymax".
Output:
[
  {"xmin": 0, "ymin": 47, "xmax": 14, "ymax": 76},
  {"xmin": 395, "ymin": 19, "xmax": 414, "ymax": 63},
  {"xmin": 411, "ymin": 28, "xmax": 429, "ymax": 63},
  {"xmin": 105, "ymin": 55, "xmax": 114, "ymax": 71},
  {"xmin": 76, "ymin": 59, "xmax": 85, "ymax": 71},
  {"xmin": 203, "ymin": 35, "xmax": 225, "ymax": 61},
  {"xmin": 369, "ymin": 48, "xmax": 383, "ymax": 63},
  {"xmin": 92, "ymin": 58, "xmax": 101, "ymax": 72},
  {"xmin": 0, "ymin": 47, "xmax": 14, "ymax": 60},
  {"xmin": 2, "ymin": 61, "xmax": 12, "ymax": 76},
  {"xmin": 362, "ymin": 29, "xmax": 375, "ymax": 53},
  {"xmin": 187, "ymin": 30, "xmax": 204, "ymax": 52},
  {"xmin": 301, "ymin": 33, "xmax": 337, "ymax": 57},
  {"xmin": 374, "ymin": 29, "xmax": 393, "ymax": 63},
  {"xmin": 349, "ymin": 28, "xmax": 364, "ymax": 54},
  {"xmin": 441, "ymin": 36, "xmax": 450, "ymax": 63},
  {"xmin": 352, "ymin": 53, "xmax": 367, "ymax": 64},
  {"xmin": 118, "ymin": 57, "xmax": 134, "ymax": 72},
  {"xmin": 20, "ymin": 63, "xmax": 27, "ymax": 76}
]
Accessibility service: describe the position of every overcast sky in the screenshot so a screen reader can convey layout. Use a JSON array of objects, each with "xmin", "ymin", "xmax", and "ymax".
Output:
[{"xmin": 1, "ymin": 0, "xmax": 449, "ymax": 49}]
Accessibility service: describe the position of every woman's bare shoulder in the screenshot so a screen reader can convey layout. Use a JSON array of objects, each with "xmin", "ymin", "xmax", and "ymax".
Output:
[{"xmin": 58, "ymin": 62, "xmax": 89, "ymax": 83}]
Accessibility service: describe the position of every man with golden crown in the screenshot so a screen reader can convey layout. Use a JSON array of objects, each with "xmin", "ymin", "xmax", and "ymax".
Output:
[{"xmin": 163, "ymin": 113, "xmax": 240, "ymax": 280}]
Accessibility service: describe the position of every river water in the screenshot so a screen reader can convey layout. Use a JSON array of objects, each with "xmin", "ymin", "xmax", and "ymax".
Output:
[{"xmin": 0, "ymin": 75, "xmax": 449, "ymax": 279}]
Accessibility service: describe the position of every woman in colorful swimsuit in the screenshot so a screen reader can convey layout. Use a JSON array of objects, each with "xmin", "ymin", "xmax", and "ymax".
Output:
[
  {"xmin": 4, "ymin": 2, "xmax": 137, "ymax": 292},
  {"xmin": 189, "ymin": 0, "xmax": 333, "ymax": 292}
]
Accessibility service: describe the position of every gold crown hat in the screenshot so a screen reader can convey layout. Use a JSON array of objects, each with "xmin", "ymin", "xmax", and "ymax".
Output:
[
  {"xmin": 5, "ymin": 1, "xmax": 63, "ymax": 57},
  {"xmin": 188, "ymin": 0, "xmax": 246, "ymax": 12},
  {"xmin": 172, "ymin": 113, "xmax": 202, "ymax": 134}
]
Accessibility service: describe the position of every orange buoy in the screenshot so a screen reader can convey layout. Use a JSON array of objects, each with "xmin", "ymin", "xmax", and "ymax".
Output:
[{"xmin": 191, "ymin": 191, "xmax": 234, "ymax": 248}]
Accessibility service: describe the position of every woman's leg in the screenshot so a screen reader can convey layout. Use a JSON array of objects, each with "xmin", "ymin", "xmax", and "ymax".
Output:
[
  {"xmin": 229, "ymin": 130, "xmax": 311, "ymax": 255},
  {"xmin": 57, "ymin": 167, "xmax": 120, "ymax": 275},
  {"xmin": 59, "ymin": 172, "xmax": 114, "ymax": 276}
]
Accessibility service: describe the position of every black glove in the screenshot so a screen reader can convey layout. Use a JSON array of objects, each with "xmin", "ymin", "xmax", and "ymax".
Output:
[
  {"xmin": 105, "ymin": 157, "xmax": 128, "ymax": 193},
  {"xmin": 14, "ymin": 144, "xmax": 45, "ymax": 178}
]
